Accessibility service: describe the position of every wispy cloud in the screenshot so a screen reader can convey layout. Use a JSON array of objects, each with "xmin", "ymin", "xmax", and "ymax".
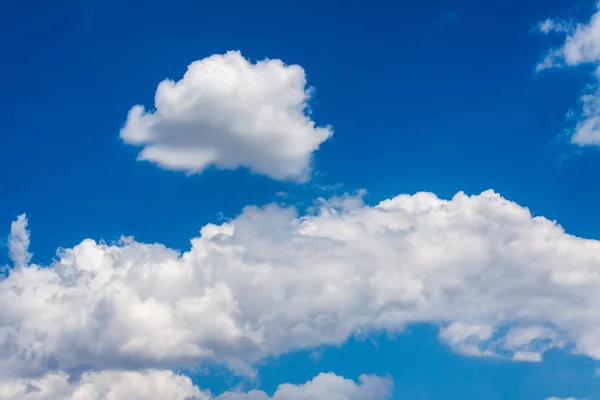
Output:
[{"xmin": 537, "ymin": 3, "xmax": 600, "ymax": 146}]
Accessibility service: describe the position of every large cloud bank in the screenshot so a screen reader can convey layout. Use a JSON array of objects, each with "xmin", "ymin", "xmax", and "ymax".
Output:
[{"xmin": 3, "ymin": 189, "xmax": 600, "ymax": 383}]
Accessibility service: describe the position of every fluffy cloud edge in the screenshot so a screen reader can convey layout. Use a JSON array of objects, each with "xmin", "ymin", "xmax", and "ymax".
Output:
[
  {"xmin": 8, "ymin": 213, "xmax": 31, "ymax": 269},
  {"xmin": 0, "ymin": 370, "xmax": 392, "ymax": 400}
]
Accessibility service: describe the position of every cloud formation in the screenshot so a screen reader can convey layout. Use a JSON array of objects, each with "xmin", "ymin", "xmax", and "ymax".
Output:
[
  {"xmin": 8, "ymin": 214, "xmax": 31, "ymax": 269},
  {"xmin": 537, "ymin": 3, "xmax": 600, "ymax": 145},
  {"xmin": 0, "ymin": 371, "xmax": 390, "ymax": 400},
  {"xmin": 120, "ymin": 51, "xmax": 332, "ymax": 182},
  {"xmin": 0, "ymin": 370, "xmax": 203, "ymax": 400},
  {"xmin": 215, "ymin": 373, "xmax": 391, "ymax": 400},
  {"xmin": 2, "ymin": 190, "xmax": 600, "ymax": 379}
]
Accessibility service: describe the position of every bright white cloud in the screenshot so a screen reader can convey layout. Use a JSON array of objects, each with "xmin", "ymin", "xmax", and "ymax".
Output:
[
  {"xmin": 0, "ymin": 191, "xmax": 600, "ymax": 375},
  {"xmin": 0, "ymin": 369, "xmax": 203, "ymax": 400},
  {"xmin": 0, "ymin": 371, "xmax": 391, "ymax": 400},
  {"xmin": 215, "ymin": 373, "xmax": 392, "ymax": 400},
  {"xmin": 537, "ymin": 3, "xmax": 600, "ymax": 145},
  {"xmin": 3, "ymin": 190, "xmax": 600, "ymax": 378},
  {"xmin": 120, "ymin": 51, "xmax": 332, "ymax": 182},
  {"xmin": 8, "ymin": 214, "xmax": 31, "ymax": 269}
]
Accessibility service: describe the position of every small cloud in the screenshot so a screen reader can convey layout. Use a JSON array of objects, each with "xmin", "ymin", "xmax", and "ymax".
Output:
[
  {"xmin": 512, "ymin": 351, "xmax": 543, "ymax": 362},
  {"xmin": 536, "ymin": 49, "xmax": 565, "ymax": 72},
  {"xmin": 8, "ymin": 214, "xmax": 31, "ymax": 269},
  {"xmin": 120, "ymin": 51, "xmax": 333, "ymax": 182},
  {"xmin": 309, "ymin": 350, "xmax": 323, "ymax": 362},
  {"xmin": 315, "ymin": 182, "xmax": 344, "ymax": 194},
  {"xmin": 538, "ymin": 18, "xmax": 571, "ymax": 34}
]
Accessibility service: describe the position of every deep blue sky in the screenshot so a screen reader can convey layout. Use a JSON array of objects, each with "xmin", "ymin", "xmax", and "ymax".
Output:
[{"xmin": 1, "ymin": 0, "xmax": 600, "ymax": 398}]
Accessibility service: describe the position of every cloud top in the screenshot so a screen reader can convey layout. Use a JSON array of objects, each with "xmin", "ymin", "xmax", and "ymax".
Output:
[
  {"xmin": 8, "ymin": 214, "xmax": 31, "ymax": 269},
  {"xmin": 0, "ymin": 371, "xmax": 391, "ymax": 400}
]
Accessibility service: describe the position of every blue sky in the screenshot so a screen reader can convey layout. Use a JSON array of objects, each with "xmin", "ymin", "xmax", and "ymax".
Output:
[{"xmin": 2, "ymin": 0, "xmax": 600, "ymax": 399}]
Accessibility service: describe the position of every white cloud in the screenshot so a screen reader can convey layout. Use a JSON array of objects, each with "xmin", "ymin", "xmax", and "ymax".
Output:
[
  {"xmin": 215, "ymin": 373, "xmax": 392, "ymax": 400},
  {"xmin": 537, "ymin": 4, "xmax": 600, "ymax": 145},
  {"xmin": 537, "ymin": 19, "xmax": 570, "ymax": 35},
  {"xmin": 3, "ymin": 190, "xmax": 600, "ymax": 378},
  {"xmin": 438, "ymin": 322, "xmax": 495, "ymax": 357},
  {"xmin": 0, "ymin": 371, "xmax": 391, "ymax": 400},
  {"xmin": 120, "ymin": 51, "xmax": 332, "ymax": 182},
  {"xmin": 571, "ymin": 93, "xmax": 600, "ymax": 146},
  {"xmin": 512, "ymin": 351, "xmax": 542, "ymax": 362},
  {"xmin": 0, "ymin": 369, "xmax": 204, "ymax": 400},
  {"xmin": 8, "ymin": 214, "xmax": 31, "ymax": 269},
  {"xmin": 546, "ymin": 397, "xmax": 585, "ymax": 400}
]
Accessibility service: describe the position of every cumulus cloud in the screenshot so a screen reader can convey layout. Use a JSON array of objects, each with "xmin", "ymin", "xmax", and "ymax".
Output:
[
  {"xmin": 0, "ymin": 369, "xmax": 203, "ymax": 400},
  {"xmin": 3, "ymin": 190, "xmax": 600, "ymax": 378},
  {"xmin": 120, "ymin": 51, "xmax": 332, "ymax": 182},
  {"xmin": 0, "ymin": 371, "xmax": 391, "ymax": 400},
  {"xmin": 215, "ymin": 373, "xmax": 392, "ymax": 400},
  {"xmin": 8, "ymin": 214, "xmax": 31, "ymax": 269},
  {"xmin": 537, "ymin": 3, "xmax": 600, "ymax": 145}
]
